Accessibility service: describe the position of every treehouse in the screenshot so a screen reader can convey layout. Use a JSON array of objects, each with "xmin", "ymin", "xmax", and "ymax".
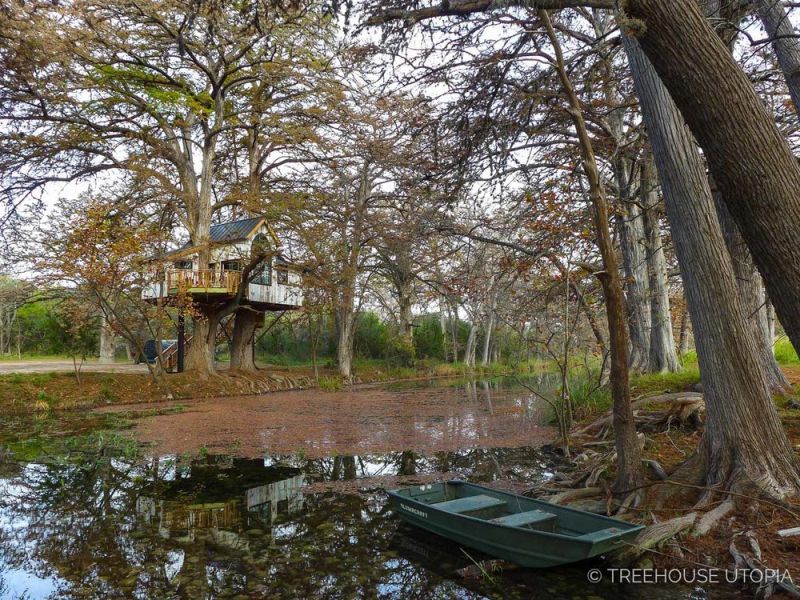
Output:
[{"xmin": 142, "ymin": 216, "xmax": 303, "ymax": 311}]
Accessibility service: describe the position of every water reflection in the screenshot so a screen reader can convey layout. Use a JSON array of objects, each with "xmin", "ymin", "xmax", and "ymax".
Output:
[{"xmin": 0, "ymin": 447, "xmax": 747, "ymax": 599}]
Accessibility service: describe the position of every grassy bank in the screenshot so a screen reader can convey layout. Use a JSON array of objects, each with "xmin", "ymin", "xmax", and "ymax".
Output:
[
  {"xmin": 0, "ymin": 370, "xmax": 312, "ymax": 416},
  {"xmin": 563, "ymin": 358, "xmax": 702, "ymax": 421},
  {"xmin": 0, "ymin": 357, "xmax": 550, "ymax": 415}
]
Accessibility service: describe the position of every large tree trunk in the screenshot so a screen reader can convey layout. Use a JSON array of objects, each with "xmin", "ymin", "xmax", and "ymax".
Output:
[
  {"xmin": 754, "ymin": 0, "xmax": 800, "ymax": 117},
  {"xmin": 712, "ymin": 187, "xmax": 791, "ymax": 393},
  {"xmin": 626, "ymin": 0, "xmax": 800, "ymax": 366},
  {"xmin": 615, "ymin": 160, "xmax": 652, "ymax": 373},
  {"xmin": 481, "ymin": 311, "xmax": 495, "ymax": 366},
  {"xmin": 608, "ymin": 106, "xmax": 651, "ymax": 374},
  {"xmin": 481, "ymin": 280, "xmax": 498, "ymax": 366},
  {"xmin": 397, "ymin": 276, "xmax": 415, "ymax": 344},
  {"xmin": 99, "ymin": 314, "xmax": 116, "ymax": 364},
  {"xmin": 464, "ymin": 320, "xmax": 477, "ymax": 367},
  {"xmin": 640, "ymin": 157, "xmax": 681, "ymax": 372},
  {"xmin": 700, "ymin": 0, "xmax": 792, "ymax": 393},
  {"xmin": 185, "ymin": 307, "xmax": 218, "ymax": 376},
  {"xmin": 678, "ymin": 308, "xmax": 691, "ymax": 355},
  {"xmin": 230, "ymin": 308, "xmax": 262, "ymax": 371},
  {"xmin": 336, "ymin": 306, "xmax": 356, "ymax": 381},
  {"xmin": 623, "ymin": 35, "xmax": 800, "ymax": 498}
]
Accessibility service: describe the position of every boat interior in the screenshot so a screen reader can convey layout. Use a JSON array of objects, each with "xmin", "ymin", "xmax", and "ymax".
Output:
[{"xmin": 396, "ymin": 481, "xmax": 627, "ymax": 541}]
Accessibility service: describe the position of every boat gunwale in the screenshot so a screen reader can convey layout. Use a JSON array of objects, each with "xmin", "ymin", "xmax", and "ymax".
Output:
[{"xmin": 388, "ymin": 480, "xmax": 645, "ymax": 541}]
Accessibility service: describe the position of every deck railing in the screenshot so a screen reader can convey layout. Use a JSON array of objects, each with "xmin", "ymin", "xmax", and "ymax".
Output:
[
  {"xmin": 142, "ymin": 267, "xmax": 302, "ymax": 307},
  {"xmin": 166, "ymin": 269, "xmax": 242, "ymax": 294}
]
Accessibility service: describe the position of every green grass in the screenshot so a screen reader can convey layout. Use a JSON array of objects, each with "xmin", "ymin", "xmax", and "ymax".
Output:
[
  {"xmin": 630, "ymin": 365, "xmax": 701, "ymax": 396},
  {"xmin": 568, "ymin": 374, "xmax": 612, "ymax": 416},
  {"xmin": 318, "ymin": 376, "xmax": 343, "ymax": 391},
  {"xmin": 774, "ymin": 337, "xmax": 799, "ymax": 364},
  {"xmin": 0, "ymin": 353, "xmax": 72, "ymax": 362},
  {"xmin": 684, "ymin": 339, "xmax": 799, "ymax": 366},
  {"xmin": 256, "ymin": 354, "xmax": 320, "ymax": 367},
  {"xmin": 563, "ymin": 362, "xmax": 703, "ymax": 422},
  {"xmin": 1, "ymin": 372, "xmax": 56, "ymax": 386}
]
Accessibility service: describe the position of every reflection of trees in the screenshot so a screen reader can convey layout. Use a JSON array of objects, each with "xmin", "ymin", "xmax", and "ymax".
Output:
[
  {"xmin": 0, "ymin": 455, "xmax": 176, "ymax": 598},
  {"xmin": 0, "ymin": 451, "xmax": 499, "ymax": 600},
  {"xmin": 0, "ymin": 439, "xmax": 558, "ymax": 599},
  {"xmin": 286, "ymin": 445, "xmax": 552, "ymax": 483}
]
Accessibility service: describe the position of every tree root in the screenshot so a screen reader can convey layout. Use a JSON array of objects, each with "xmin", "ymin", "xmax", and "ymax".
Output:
[
  {"xmin": 578, "ymin": 392, "xmax": 704, "ymax": 437},
  {"xmin": 543, "ymin": 486, "xmax": 602, "ymax": 505},
  {"xmin": 730, "ymin": 531, "xmax": 800, "ymax": 599},
  {"xmin": 644, "ymin": 458, "xmax": 668, "ymax": 481},
  {"xmin": 614, "ymin": 512, "xmax": 697, "ymax": 563},
  {"xmin": 652, "ymin": 452, "xmax": 707, "ymax": 509},
  {"xmin": 693, "ymin": 498, "xmax": 735, "ymax": 536}
]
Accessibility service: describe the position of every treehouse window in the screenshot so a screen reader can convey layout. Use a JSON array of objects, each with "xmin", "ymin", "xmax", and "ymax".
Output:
[
  {"xmin": 277, "ymin": 266, "xmax": 289, "ymax": 285},
  {"xmin": 222, "ymin": 260, "xmax": 241, "ymax": 271},
  {"xmin": 173, "ymin": 260, "xmax": 192, "ymax": 270},
  {"xmin": 252, "ymin": 259, "xmax": 272, "ymax": 286}
]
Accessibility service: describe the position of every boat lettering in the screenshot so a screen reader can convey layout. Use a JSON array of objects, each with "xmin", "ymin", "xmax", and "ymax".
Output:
[{"xmin": 400, "ymin": 503, "xmax": 428, "ymax": 518}]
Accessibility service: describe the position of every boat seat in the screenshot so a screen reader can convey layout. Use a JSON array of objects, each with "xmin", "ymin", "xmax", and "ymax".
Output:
[
  {"xmin": 490, "ymin": 510, "xmax": 557, "ymax": 530},
  {"xmin": 435, "ymin": 494, "xmax": 507, "ymax": 514},
  {"xmin": 577, "ymin": 527, "xmax": 623, "ymax": 542}
]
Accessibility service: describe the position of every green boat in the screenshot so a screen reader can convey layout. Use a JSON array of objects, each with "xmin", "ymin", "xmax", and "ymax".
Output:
[{"xmin": 388, "ymin": 480, "xmax": 644, "ymax": 568}]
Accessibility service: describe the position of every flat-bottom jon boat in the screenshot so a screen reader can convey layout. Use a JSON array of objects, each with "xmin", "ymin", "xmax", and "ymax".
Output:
[{"xmin": 388, "ymin": 480, "xmax": 643, "ymax": 568}]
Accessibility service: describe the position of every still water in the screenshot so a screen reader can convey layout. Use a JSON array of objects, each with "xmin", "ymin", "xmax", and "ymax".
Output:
[{"xmin": 0, "ymin": 378, "xmax": 748, "ymax": 599}]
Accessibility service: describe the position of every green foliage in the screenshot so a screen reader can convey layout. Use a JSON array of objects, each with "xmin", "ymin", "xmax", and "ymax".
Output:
[
  {"xmin": 774, "ymin": 337, "xmax": 799, "ymax": 364},
  {"xmin": 12, "ymin": 299, "xmax": 72, "ymax": 356},
  {"xmin": 413, "ymin": 314, "xmax": 445, "ymax": 360},
  {"xmin": 43, "ymin": 305, "xmax": 98, "ymax": 365},
  {"xmin": 99, "ymin": 378, "xmax": 118, "ymax": 403},
  {"xmin": 567, "ymin": 374, "xmax": 612, "ymax": 416},
  {"xmin": 630, "ymin": 366, "xmax": 702, "ymax": 395},
  {"xmin": 318, "ymin": 376, "xmax": 342, "ymax": 391},
  {"xmin": 385, "ymin": 335, "xmax": 415, "ymax": 368},
  {"xmin": 353, "ymin": 312, "xmax": 390, "ymax": 359},
  {"xmin": 681, "ymin": 350, "xmax": 698, "ymax": 365},
  {"xmin": 256, "ymin": 314, "xmax": 333, "ymax": 363}
]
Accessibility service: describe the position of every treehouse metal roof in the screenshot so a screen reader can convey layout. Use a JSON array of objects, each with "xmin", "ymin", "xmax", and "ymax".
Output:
[
  {"xmin": 208, "ymin": 217, "xmax": 265, "ymax": 244},
  {"xmin": 177, "ymin": 216, "xmax": 265, "ymax": 251},
  {"xmin": 157, "ymin": 216, "xmax": 281, "ymax": 261}
]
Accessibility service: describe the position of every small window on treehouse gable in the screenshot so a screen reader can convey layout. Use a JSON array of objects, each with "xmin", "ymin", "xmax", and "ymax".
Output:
[{"xmin": 276, "ymin": 265, "xmax": 289, "ymax": 285}]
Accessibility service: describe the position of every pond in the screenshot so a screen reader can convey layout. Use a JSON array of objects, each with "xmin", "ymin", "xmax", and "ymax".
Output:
[{"xmin": 0, "ymin": 377, "xmax": 748, "ymax": 599}]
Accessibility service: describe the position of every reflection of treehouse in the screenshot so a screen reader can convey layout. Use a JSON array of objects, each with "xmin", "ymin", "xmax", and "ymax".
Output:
[
  {"xmin": 136, "ymin": 458, "xmax": 306, "ymax": 547},
  {"xmin": 142, "ymin": 216, "xmax": 304, "ymax": 311},
  {"xmin": 246, "ymin": 474, "xmax": 306, "ymax": 523}
]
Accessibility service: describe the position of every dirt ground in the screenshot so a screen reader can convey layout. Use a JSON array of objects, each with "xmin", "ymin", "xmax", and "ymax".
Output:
[
  {"xmin": 0, "ymin": 359, "xmax": 150, "ymax": 374},
  {"xmin": 102, "ymin": 382, "xmax": 555, "ymax": 458}
]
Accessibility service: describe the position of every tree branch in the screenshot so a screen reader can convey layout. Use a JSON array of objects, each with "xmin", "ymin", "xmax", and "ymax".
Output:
[{"xmin": 366, "ymin": 0, "xmax": 613, "ymax": 25}]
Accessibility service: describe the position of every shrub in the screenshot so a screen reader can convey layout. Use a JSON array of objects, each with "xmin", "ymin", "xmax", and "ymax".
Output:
[
  {"xmin": 413, "ymin": 314, "xmax": 445, "ymax": 360},
  {"xmin": 318, "ymin": 376, "xmax": 342, "ymax": 391},
  {"xmin": 774, "ymin": 337, "xmax": 799, "ymax": 364},
  {"xmin": 386, "ymin": 335, "xmax": 416, "ymax": 368},
  {"xmin": 353, "ymin": 312, "xmax": 390, "ymax": 359}
]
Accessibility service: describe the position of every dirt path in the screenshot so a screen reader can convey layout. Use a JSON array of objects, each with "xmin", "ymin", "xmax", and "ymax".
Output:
[
  {"xmin": 104, "ymin": 381, "xmax": 554, "ymax": 458},
  {"xmin": 0, "ymin": 359, "xmax": 149, "ymax": 374}
]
